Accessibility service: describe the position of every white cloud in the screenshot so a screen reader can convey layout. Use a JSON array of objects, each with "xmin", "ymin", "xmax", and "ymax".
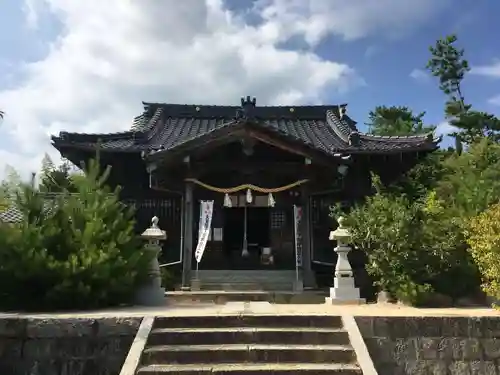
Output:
[
  {"xmin": 488, "ymin": 95, "xmax": 500, "ymax": 106},
  {"xmin": 436, "ymin": 121, "xmax": 456, "ymax": 136},
  {"xmin": 471, "ymin": 61, "xmax": 500, "ymax": 78},
  {"xmin": 0, "ymin": 0, "xmax": 449, "ymax": 180},
  {"xmin": 22, "ymin": 0, "xmax": 42, "ymax": 29},
  {"xmin": 253, "ymin": 0, "xmax": 450, "ymax": 44},
  {"xmin": 409, "ymin": 69, "xmax": 429, "ymax": 83}
]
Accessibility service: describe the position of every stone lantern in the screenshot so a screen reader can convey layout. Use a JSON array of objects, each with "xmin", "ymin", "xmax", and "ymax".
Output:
[
  {"xmin": 135, "ymin": 216, "xmax": 167, "ymax": 306},
  {"xmin": 325, "ymin": 217, "xmax": 364, "ymax": 304}
]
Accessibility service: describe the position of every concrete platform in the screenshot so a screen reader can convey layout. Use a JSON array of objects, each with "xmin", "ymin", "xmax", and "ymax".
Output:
[{"xmin": 1, "ymin": 301, "xmax": 499, "ymax": 319}]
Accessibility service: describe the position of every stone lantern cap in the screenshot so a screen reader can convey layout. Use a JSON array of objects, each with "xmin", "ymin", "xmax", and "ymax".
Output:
[
  {"xmin": 141, "ymin": 216, "xmax": 167, "ymax": 241},
  {"xmin": 329, "ymin": 216, "xmax": 351, "ymax": 242}
]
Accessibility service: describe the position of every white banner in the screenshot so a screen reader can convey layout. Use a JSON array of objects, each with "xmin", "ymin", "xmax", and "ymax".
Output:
[
  {"xmin": 293, "ymin": 205, "xmax": 303, "ymax": 267},
  {"xmin": 194, "ymin": 200, "xmax": 214, "ymax": 263}
]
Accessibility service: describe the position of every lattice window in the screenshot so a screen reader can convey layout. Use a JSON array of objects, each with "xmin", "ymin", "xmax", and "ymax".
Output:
[{"xmin": 271, "ymin": 210, "xmax": 286, "ymax": 229}]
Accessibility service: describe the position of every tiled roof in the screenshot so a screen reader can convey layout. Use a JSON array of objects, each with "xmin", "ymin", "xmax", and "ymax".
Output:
[
  {"xmin": 51, "ymin": 98, "xmax": 440, "ymax": 157},
  {"xmin": 0, "ymin": 200, "xmax": 58, "ymax": 224},
  {"xmin": 0, "ymin": 206, "xmax": 22, "ymax": 223},
  {"xmin": 0, "ymin": 195, "xmax": 126, "ymax": 224}
]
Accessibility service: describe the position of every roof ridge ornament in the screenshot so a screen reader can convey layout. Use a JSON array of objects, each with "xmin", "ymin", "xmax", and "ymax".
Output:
[
  {"xmin": 338, "ymin": 104, "xmax": 347, "ymax": 120},
  {"xmin": 235, "ymin": 96, "xmax": 257, "ymax": 121},
  {"xmin": 348, "ymin": 131, "xmax": 360, "ymax": 146},
  {"xmin": 427, "ymin": 131, "xmax": 442, "ymax": 143}
]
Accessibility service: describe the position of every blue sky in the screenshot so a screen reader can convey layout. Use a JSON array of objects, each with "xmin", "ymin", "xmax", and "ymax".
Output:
[
  {"xmin": 0, "ymin": 0, "xmax": 499, "ymax": 178},
  {"xmin": 328, "ymin": 1, "xmax": 500, "ymax": 139}
]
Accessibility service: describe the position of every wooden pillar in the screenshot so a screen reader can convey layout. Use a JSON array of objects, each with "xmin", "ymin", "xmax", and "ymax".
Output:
[
  {"xmin": 300, "ymin": 184, "xmax": 316, "ymax": 288},
  {"xmin": 181, "ymin": 180, "xmax": 194, "ymax": 290}
]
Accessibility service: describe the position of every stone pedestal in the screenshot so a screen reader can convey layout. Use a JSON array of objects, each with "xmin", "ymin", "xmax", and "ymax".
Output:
[
  {"xmin": 135, "ymin": 216, "xmax": 167, "ymax": 306},
  {"xmin": 325, "ymin": 217, "xmax": 364, "ymax": 305}
]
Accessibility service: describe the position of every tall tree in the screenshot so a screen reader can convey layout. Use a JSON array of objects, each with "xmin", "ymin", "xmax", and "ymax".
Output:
[
  {"xmin": 366, "ymin": 106, "xmax": 446, "ymax": 201},
  {"xmin": 427, "ymin": 35, "xmax": 469, "ymax": 109},
  {"xmin": 39, "ymin": 154, "xmax": 77, "ymax": 194},
  {"xmin": 0, "ymin": 165, "xmax": 21, "ymax": 211},
  {"xmin": 427, "ymin": 34, "xmax": 500, "ymax": 145},
  {"xmin": 366, "ymin": 106, "xmax": 435, "ymax": 136}
]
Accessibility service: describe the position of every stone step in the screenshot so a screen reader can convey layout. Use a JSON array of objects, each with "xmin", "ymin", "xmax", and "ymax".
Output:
[
  {"xmin": 196, "ymin": 282, "xmax": 295, "ymax": 291},
  {"xmin": 194, "ymin": 271, "xmax": 298, "ymax": 285},
  {"xmin": 195, "ymin": 270, "xmax": 297, "ymax": 278},
  {"xmin": 195, "ymin": 275, "xmax": 296, "ymax": 281},
  {"xmin": 137, "ymin": 363, "xmax": 362, "ymax": 375},
  {"xmin": 142, "ymin": 344, "xmax": 356, "ymax": 365},
  {"xmin": 164, "ymin": 291, "xmax": 326, "ymax": 304},
  {"xmin": 148, "ymin": 327, "xmax": 350, "ymax": 346},
  {"xmin": 153, "ymin": 315, "xmax": 343, "ymax": 329},
  {"xmin": 192, "ymin": 270, "xmax": 298, "ymax": 292}
]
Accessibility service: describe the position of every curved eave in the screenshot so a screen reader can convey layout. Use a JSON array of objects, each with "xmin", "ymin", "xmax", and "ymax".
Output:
[
  {"xmin": 334, "ymin": 145, "xmax": 439, "ymax": 155},
  {"xmin": 51, "ymin": 130, "xmax": 140, "ymax": 143},
  {"xmin": 325, "ymin": 108, "xmax": 442, "ymax": 153},
  {"xmin": 359, "ymin": 131, "xmax": 441, "ymax": 143},
  {"xmin": 51, "ymin": 138, "xmax": 145, "ymax": 154},
  {"xmin": 358, "ymin": 132, "xmax": 441, "ymax": 151}
]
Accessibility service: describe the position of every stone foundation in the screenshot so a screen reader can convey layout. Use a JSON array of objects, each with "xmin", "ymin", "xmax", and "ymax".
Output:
[
  {"xmin": 3, "ymin": 313, "xmax": 500, "ymax": 374},
  {"xmin": 356, "ymin": 316, "xmax": 500, "ymax": 375},
  {"xmin": 0, "ymin": 317, "xmax": 141, "ymax": 375}
]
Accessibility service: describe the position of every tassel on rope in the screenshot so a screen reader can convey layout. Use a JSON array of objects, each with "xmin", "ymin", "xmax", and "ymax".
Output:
[
  {"xmin": 268, "ymin": 192, "xmax": 275, "ymax": 207},
  {"xmin": 223, "ymin": 193, "xmax": 232, "ymax": 207}
]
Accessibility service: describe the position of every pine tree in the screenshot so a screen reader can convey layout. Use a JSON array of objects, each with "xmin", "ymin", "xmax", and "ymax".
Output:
[
  {"xmin": 39, "ymin": 154, "xmax": 77, "ymax": 194},
  {"xmin": 0, "ymin": 158, "xmax": 152, "ymax": 311},
  {"xmin": 367, "ymin": 106, "xmax": 435, "ymax": 136},
  {"xmin": 0, "ymin": 165, "xmax": 22, "ymax": 211},
  {"xmin": 427, "ymin": 34, "xmax": 500, "ymax": 146}
]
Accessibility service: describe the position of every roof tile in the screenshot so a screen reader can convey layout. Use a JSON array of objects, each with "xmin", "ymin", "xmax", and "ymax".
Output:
[
  {"xmin": 52, "ymin": 100, "xmax": 439, "ymax": 156},
  {"xmin": 0, "ymin": 206, "xmax": 22, "ymax": 223}
]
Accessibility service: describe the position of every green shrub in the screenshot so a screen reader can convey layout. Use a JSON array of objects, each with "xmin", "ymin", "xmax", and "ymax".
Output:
[
  {"xmin": 436, "ymin": 138, "xmax": 500, "ymax": 218},
  {"xmin": 335, "ymin": 191, "xmax": 432, "ymax": 305},
  {"xmin": 0, "ymin": 160, "xmax": 152, "ymax": 311},
  {"xmin": 465, "ymin": 202, "xmax": 500, "ymax": 303},
  {"xmin": 334, "ymin": 179, "xmax": 480, "ymax": 306},
  {"xmin": 381, "ymin": 150, "xmax": 450, "ymax": 202},
  {"xmin": 419, "ymin": 191, "xmax": 480, "ymax": 300}
]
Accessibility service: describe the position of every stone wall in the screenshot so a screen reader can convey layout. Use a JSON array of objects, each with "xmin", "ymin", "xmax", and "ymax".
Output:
[
  {"xmin": 0, "ymin": 317, "xmax": 141, "ymax": 375},
  {"xmin": 356, "ymin": 316, "xmax": 500, "ymax": 375}
]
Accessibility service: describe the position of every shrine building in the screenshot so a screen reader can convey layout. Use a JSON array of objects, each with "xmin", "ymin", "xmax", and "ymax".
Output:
[{"xmin": 51, "ymin": 97, "xmax": 440, "ymax": 292}]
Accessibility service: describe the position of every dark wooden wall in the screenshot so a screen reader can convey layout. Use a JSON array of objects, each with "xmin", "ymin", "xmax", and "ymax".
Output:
[{"xmin": 63, "ymin": 143, "xmax": 379, "ymax": 297}]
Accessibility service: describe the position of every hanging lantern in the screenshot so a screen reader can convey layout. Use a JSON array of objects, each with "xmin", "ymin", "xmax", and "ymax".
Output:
[
  {"xmin": 246, "ymin": 188, "xmax": 253, "ymax": 204},
  {"xmin": 223, "ymin": 193, "xmax": 232, "ymax": 207},
  {"xmin": 268, "ymin": 192, "xmax": 275, "ymax": 207}
]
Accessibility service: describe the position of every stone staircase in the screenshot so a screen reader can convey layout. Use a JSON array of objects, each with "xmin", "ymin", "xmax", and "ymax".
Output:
[
  {"xmin": 136, "ymin": 315, "xmax": 363, "ymax": 374},
  {"xmin": 192, "ymin": 270, "xmax": 298, "ymax": 291}
]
